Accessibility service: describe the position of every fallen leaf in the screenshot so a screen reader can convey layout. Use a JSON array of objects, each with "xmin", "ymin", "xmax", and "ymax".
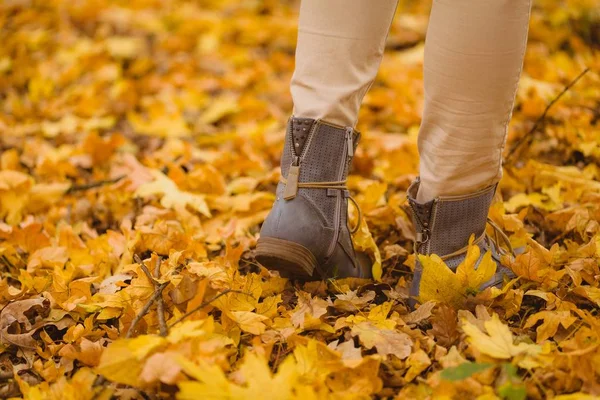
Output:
[
  {"xmin": 462, "ymin": 314, "xmax": 540, "ymax": 360},
  {"xmin": 351, "ymin": 322, "xmax": 412, "ymax": 358}
]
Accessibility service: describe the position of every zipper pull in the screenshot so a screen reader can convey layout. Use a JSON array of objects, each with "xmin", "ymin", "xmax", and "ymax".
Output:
[
  {"xmin": 345, "ymin": 127, "xmax": 354, "ymax": 158},
  {"xmin": 415, "ymin": 229, "xmax": 430, "ymax": 244},
  {"xmin": 283, "ymin": 156, "xmax": 300, "ymax": 200},
  {"xmin": 415, "ymin": 228, "xmax": 430, "ymax": 253}
]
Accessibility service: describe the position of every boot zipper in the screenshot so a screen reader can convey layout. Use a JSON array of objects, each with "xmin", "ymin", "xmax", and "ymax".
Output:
[
  {"xmin": 326, "ymin": 127, "xmax": 354, "ymax": 258},
  {"xmin": 426, "ymin": 201, "xmax": 438, "ymax": 254},
  {"xmin": 283, "ymin": 120, "xmax": 318, "ymax": 200},
  {"xmin": 345, "ymin": 127, "xmax": 354, "ymax": 158},
  {"xmin": 408, "ymin": 200, "xmax": 437, "ymax": 254}
]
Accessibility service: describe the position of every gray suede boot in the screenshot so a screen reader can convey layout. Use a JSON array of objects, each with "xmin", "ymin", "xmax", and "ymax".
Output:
[
  {"xmin": 407, "ymin": 178, "xmax": 515, "ymax": 308},
  {"xmin": 256, "ymin": 117, "xmax": 371, "ymax": 280}
]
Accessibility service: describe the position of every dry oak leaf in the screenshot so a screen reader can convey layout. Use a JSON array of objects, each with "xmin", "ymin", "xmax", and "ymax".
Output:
[
  {"xmin": 462, "ymin": 314, "xmax": 540, "ymax": 360},
  {"xmin": 0, "ymin": 298, "xmax": 50, "ymax": 348}
]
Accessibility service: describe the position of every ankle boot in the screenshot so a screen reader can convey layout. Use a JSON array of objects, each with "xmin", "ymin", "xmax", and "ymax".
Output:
[
  {"xmin": 256, "ymin": 117, "xmax": 372, "ymax": 280},
  {"xmin": 407, "ymin": 178, "xmax": 515, "ymax": 308}
]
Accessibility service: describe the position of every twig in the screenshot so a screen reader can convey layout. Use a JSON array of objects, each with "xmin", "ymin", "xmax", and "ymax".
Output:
[
  {"xmin": 168, "ymin": 289, "xmax": 252, "ymax": 328},
  {"xmin": 154, "ymin": 256, "xmax": 168, "ymax": 337},
  {"xmin": 0, "ymin": 255, "xmax": 15, "ymax": 270},
  {"xmin": 125, "ymin": 281, "xmax": 169, "ymax": 338},
  {"xmin": 135, "ymin": 256, "xmax": 155, "ymax": 283},
  {"xmin": 67, "ymin": 175, "xmax": 125, "ymax": 193},
  {"xmin": 128, "ymin": 254, "xmax": 169, "ymax": 337},
  {"xmin": 504, "ymin": 67, "xmax": 590, "ymax": 163}
]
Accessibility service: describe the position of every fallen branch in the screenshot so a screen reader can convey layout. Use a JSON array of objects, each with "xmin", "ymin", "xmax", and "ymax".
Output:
[
  {"xmin": 67, "ymin": 175, "xmax": 125, "ymax": 193},
  {"xmin": 504, "ymin": 67, "xmax": 590, "ymax": 163}
]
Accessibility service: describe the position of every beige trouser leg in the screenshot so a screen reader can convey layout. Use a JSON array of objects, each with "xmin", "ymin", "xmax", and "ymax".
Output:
[
  {"xmin": 291, "ymin": 0, "xmax": 398, "ymax": 127},
  {"xmin": 291, "ymin": 0, "xmax": 532, "ymax": 201}
]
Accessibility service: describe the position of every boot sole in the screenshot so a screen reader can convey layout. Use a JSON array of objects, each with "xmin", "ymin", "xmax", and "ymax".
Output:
[{"xmin": 255, "ymin": 237, "xmax": 318, "ymax": 279}]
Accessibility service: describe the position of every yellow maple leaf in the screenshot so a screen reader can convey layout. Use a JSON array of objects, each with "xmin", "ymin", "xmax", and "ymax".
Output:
[
  {"xmin": 290, "ymin": 291, "xmax": 329, "ymax": 330},
  {"xmin": 96, "ymin": 335, "xmax": 166, "ymax": 386},
  {"xmin": 177, "ymin": 358, "xmax": 233, "ymax": 399},
  {"xmin": 417, "ymin": 254, "xmax": 463, "ymax": 307},
  {"xmin": 58, "ymin": 337, "xmax": 103, "ymax": 367},
  {"xmin": 524, "ymin": 310, "xmax": 577, "ymax": 343},
  {"xmin": 462, "ymin": 314, "xmax": 540, "ymax": 360},
  {"xmin": 417, "ymin": 238, "xmax": 497, "ymax": 306},
  {"xmin": 105, "ymin": 36, "xmax": 146, "ymax": 58},
  {"xmin": 455, "ymin": 245, "xmax": 497, "ymax": 292},
  {"xmin": 140, "ymin": 351, "xmax": 184, "ymax": 385},
  {"xmin": 293, "ymin": 339, "xmax": 343, "ymax": 382},
  {"xmin": 350, "ymin": 321, "xmax": 412, "ymax": 358},
  {"xmin": 352, "ymin": 218, "xmax": 382, "ymax": 281},
  {"xmin": 135, "ymin": 169, "xmax": 211, "ymax": 217},
  {"xmin": 0, "ymin": 170, "xmax": 33, "ymax": 225},
  {"xmin": 367, "ymin": 301, "xmax": 393, "ymax": 323},
  {"xmin": 404, "ymin": 349, "xmax": 431, "ymax": 382},
  {"xmin": 27, "ymin": 182, "xmax": 71, "ymax": 214},
  {"xmin": 326, "ymin": 357, "xmax": 383, "ymax": 396},
  {"xmin": 199, "ymin": 95, "xmax": 239, "ymax": 125},
  {"xmin": 227, "ymin": 311, "xmax": 268, "ymax": 335},
  {"xmin": 256, "ymin": 294, "xmax": 282, "ymax": 319},
  {"xmin": 27, "ymin": 246, "xmax": 69, "ymax": 273},
  {"xmin": 178, "ymin": 352, "xmax": 298, "ymax": 400}
]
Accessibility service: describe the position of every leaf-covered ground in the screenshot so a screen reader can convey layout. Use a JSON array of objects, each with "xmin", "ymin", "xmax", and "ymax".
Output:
[{"xmin": 1, "ymin": 0, "xmax": 600, "ymax": 399}]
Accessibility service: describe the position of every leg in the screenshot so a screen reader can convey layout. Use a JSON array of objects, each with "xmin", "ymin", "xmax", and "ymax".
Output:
[
  {"xmin": 407, "ymin": 0, "xmax": 532, "ymax": 307},
  {"xmin": 291, "ymin": 0, "xmax": 398, "ymax": 127},
  {"xmin": 417, "ymin": 0, "xmax": 532, "ymax": 202},
  {"xmin": 257, "ymin": 0, "xmax": 398, "ymax": 280}
]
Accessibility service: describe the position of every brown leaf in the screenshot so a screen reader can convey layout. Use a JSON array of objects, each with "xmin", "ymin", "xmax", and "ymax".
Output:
[
  {"xmin": 429, "ymin": 304, "xmax": 459, "ymax": 348},
  {"xmin": 404, "ymin": 300, "xmax": 435, "ymax": 325},
  {"xmin": 0, "ymin": 298, "xmax": 50, "ymax": 349}
]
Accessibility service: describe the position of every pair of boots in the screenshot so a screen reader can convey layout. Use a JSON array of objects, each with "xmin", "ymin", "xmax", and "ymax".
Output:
[{"xmin": 255, "ymin": 117, "xmax": 514, "ymax": 306}]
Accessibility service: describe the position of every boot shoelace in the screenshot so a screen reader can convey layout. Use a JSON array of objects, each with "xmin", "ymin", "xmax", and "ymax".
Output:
[
  {"xmin": 279, "ymin": 177, "xmax": 362, "ymax": 234},
  {"xmin": 280, "ymin": 176, "xmax": 515, "ymax": 260},
  {"xmin": 439, "ymin": 217, "xmax": 516, "ymax": 262},
  {"xmin": 486, "ymin": 217, "xmax": 516, "ymax": 256}
]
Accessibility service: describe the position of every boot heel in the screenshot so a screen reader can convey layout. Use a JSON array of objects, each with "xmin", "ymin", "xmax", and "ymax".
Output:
[{"xmin": 255, "ymin": 237, "xmax": 318, "ymax": 279}]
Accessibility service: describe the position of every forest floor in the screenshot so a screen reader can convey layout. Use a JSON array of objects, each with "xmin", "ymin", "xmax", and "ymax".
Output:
[{"xmin": 0, "ymin": 0, "xmax": 599, "ymax": 398}]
